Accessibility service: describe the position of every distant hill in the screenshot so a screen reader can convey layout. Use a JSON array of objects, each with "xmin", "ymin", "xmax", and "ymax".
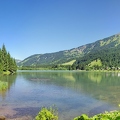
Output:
[
  {"xmin": 15, "ymin": 59, "xmax": 22, "ymax": 63},
  {"xmin": 18, "ymin": 33, "xmax": 120, "ymax": 67}
]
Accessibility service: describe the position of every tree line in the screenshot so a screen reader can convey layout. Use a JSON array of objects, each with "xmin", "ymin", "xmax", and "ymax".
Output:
[{"xmin": 0, "ymin": 44, "xmax": 17, "ymax": 74}]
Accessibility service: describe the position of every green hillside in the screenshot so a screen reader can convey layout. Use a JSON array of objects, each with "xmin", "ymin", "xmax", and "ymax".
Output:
[
  {"xmin": 73, "ymin": 44, "xmax": 120, "ymax": 70},
  {"xmin": 18, "ymin": 49, "xmax": 83, "ymax": 66},
  {"xmin": 18, "ymin": 33, "xmax": 120, "ymax": 69}
]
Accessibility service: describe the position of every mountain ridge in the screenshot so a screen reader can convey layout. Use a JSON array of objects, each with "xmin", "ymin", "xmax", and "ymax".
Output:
[{"xmin": 18, "ymin": 33, "xmax": 120, "ymax": 66}]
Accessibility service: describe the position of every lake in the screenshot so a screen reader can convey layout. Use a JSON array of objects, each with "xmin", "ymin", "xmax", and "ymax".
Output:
[{"xmin": 0, "ymin": 70, "xmax": 120, "ymax": 120}]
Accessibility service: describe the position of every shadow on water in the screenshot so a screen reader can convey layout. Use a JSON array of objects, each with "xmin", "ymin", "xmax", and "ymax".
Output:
[{"xmin": 6, "ymin": 107, "xmax": 40, "ymax": 119}]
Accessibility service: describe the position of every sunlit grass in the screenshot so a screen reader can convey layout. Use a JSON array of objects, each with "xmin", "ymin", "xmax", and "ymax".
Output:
[
  {"xmin": 62, "ymin": 60, "xmax": 76, "ymax": 65},
  {"xmin": 88, "ymin": 59, "xmax": 102, "ymax": 67}
]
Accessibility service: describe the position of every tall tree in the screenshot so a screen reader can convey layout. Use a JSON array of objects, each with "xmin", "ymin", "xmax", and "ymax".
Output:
[
  {"xmin": 0, "ymin": 44, "xmax": 17, "ymax": 73},
  {"xmin": 0, "ymin": 48, "xmax": 4, "ymax": 72},
  {"xmin": 1, "ymin": 44, "xmax": 8, "ymax": 71}
]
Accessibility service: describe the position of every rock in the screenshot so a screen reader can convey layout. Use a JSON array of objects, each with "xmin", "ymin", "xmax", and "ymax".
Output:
[{"xmin": 0, "ymin": 116, "xmax": 6, "ymax": 120}]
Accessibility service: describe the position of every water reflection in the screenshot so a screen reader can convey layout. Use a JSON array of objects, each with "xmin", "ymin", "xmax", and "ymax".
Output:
[
  {"xmin": 74, "ymin": 72, "xmax": 120, "ymax": 105},
  {"xmin": 1, "ymin": 71, "xmax": 120, "ymax": 119},
  {"xmin": 18, "ymin": 71, "xmax": 120, "ymax": 106},
  {"xmin": 0, "ymin": 74, "xmax": 17, "ymax": 98}
]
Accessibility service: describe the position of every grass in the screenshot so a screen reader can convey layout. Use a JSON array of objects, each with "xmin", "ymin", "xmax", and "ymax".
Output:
[
  {"xmin": 88, "ymin": 59, "xmax": 102, "ymax": 67},
  {"xmin": 62, "ymin": 60, "xmax": 76, "ymax": 65}
]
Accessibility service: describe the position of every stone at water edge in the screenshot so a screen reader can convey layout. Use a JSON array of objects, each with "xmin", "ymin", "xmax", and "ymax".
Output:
[{"xmin": 0, "ymin": 116, "xmax": 6, "ymax": 120}]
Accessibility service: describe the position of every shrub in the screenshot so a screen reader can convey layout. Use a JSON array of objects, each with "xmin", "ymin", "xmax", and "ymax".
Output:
[
  {"xmin": 35, "ymin": 106, "xmax": 58, "ymax": 120},
  {"xmin": 74, "ymin": 114, "xmax": 89, "ymax": 120},
  {"xmin": 35, "ymin": 106, "xmax": 120, "ymax": 120},
  {"xmin": 74, "ymin": 111, "xmax": 120, "ymax": 120}
]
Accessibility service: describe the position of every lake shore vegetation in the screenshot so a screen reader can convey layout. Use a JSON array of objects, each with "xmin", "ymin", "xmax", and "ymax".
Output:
[
  {"xmin": 35, "ymin": 107, "xmax": 120, "ymax": 120},
  {"xmin": 35, "ymin": 106, "xmax": 58, "ymax": 120},
  {"xmin": 74, "ymin": 110, "xmax": 120, "ymax": 120}
]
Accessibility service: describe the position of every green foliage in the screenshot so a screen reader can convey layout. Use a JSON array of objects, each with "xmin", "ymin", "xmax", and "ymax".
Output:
[
  {"xmin": 74, "ymin": 111, "xmax": 120, "ymax": 120},
  {"xmin": 74, "ymin": 114, "xmax": 88, "ymax": 120},
  {"xmin": 0, "ymin": 44, "xmax": 17, "ymax": 74},
  {"xmin": 35, "ymin": 107, "xmax": 120, "ymax": 120},
  {"xmin": 0, "ymin": 81, "xmax": 8, "ymax": 91},
  {"xmin": 73, "ymin": 45, "xmax": 120, "ymax": 71},
  {"xmin": 35, "ymin": 107, "xmax": 58, "ymax": 120}
]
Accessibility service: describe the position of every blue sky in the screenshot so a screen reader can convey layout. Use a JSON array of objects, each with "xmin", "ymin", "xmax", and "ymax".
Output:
[{"xmin": 0, "ymin": 0, "xmax": 120, "ymax": 60}]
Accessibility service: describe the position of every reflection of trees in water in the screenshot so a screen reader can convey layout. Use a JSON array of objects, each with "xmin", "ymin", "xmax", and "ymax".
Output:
[
  {"xmin": 73, "ymin": 72, "xmax": 120, "ymax": 105},
  {"xmin": 18, "ymin": 71, "xmax": 75, "ymax": 83},
  {"xmin": 18, "ymin": 71, "xmax": 120, "ymax": 105},
  {"xmin": 18, "ymin": 71, "xmax": 77, "ymax": 91},
  {"xmin": 0, "ymin": 74, "xmax": 17, "ymax": 98}
]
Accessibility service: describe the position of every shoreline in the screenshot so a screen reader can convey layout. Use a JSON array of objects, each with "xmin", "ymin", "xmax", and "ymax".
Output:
[
  {"xmin": 0, "ymin": 116, "xmax": 33, "ymax": 120},
  {"xmin": 1, "ymin": 110, "xmax": 119, "ymax": 120}
]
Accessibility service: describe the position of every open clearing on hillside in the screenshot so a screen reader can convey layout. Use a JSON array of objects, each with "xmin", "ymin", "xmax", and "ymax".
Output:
[{"xmin": 62, "ymin": 60, "xmax": 76, "ymax": 65}]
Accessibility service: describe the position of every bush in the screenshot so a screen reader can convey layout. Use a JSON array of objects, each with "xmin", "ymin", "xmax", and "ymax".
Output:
[
  {"xmin": 74, "ymin": 111, "xmax": 120, "ymax": 120},
  {"xmin": 35, "ymin": 107, "xmax": 58, "ymax": 120},
  {"xmin": 74, "ymin": 114, "xmax": 89, "ymax": 120},
  {"xmin": 35, "ymin": 106, "xmax": 120, "ymax": 120}
]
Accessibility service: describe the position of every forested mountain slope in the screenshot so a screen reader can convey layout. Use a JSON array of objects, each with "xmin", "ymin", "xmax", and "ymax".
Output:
[
  {"xmin": 18, "ymin": 33, "xmax": 120, "ymax": 67},
  {"xmin": 73, "ymin": 45, "xmax": 120, "ymax": 70}
]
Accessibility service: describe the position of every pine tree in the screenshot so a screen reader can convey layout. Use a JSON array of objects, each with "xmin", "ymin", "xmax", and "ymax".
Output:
[
  {"xmin": 1, "ymin": 44, "xmax": 8, "ymax": 71},
  {"xmin": 7, "ymin": 52, "xmax": 11, "ymax": 72},
  {"xmin": 0, "ymin": 44, "xmax": 17, "ymax": 74},
  {"xmin": 9, "ymin": 58, "xmax": 17, "ymax": 73},
  {"xmin": 0, "ymin": 48, "xmax": 4, "ymax": 72}
]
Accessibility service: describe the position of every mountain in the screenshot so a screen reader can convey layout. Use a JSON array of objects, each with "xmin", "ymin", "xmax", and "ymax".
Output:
[
  {"xmin": 73, "ymin": 33, "xmax": 120, "ymax": 70},
  {"xmin": 18, "ymin": 33, "xmax": 120, "ymax": 67},
  {"xmin": 15, "ymin": 59, "xmax": 22, "ymax": 63}
]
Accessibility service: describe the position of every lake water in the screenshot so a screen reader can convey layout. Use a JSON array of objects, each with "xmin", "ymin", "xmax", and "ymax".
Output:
[{"xmin": 0, "ymin": 70, "xmax": 120, "ymax": 120}]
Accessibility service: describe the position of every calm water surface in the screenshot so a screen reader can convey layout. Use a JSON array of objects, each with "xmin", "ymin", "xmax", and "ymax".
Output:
[{"xmin": 0, "ymin": 70, "xmax": 120, "ymax": 120}]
